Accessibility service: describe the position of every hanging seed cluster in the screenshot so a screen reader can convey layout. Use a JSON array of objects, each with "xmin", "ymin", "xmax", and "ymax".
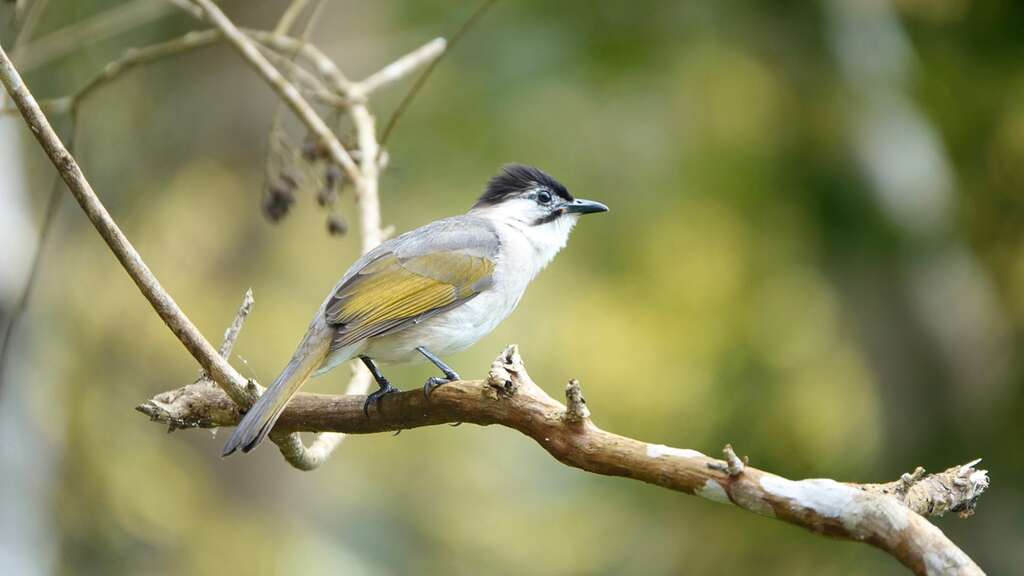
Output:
[
  {"xmin": 262, "ymin": 129, "xmax": 351, "ymax": 236},
  {"xmin": 263, "ymin": 172, "xmax": 297, "ymax": 223}
]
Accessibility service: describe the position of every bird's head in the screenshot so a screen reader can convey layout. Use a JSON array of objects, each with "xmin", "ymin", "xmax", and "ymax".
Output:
[{"xmin": 469, "ymin": 165, "xmax": 608, "ymax": 234}]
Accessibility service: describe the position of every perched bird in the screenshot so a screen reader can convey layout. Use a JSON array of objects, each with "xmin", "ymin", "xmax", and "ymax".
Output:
[{"xmin": 223, "ymin": 164, "xmax": 608, "ymax": 455}]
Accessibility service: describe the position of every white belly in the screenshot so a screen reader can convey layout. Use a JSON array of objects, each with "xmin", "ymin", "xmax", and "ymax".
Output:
[{"xmin": 361, "ymin": 284, "xmax": 522, "ymax": 364}]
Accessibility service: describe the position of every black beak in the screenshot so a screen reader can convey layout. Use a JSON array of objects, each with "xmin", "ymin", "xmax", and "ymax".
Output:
[{"xmin": 564, "ymin": 198, "xmax": 609, "ymax": 215}]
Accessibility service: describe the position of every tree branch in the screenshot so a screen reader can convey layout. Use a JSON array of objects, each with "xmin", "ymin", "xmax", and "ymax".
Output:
[
  {"xmin": 357, "ymin": 37, "xmax": 446, "ymax": 96},
  {"xmin": 137, "ymin": 345, "xmax": 988, "ymax": 576},
  {"xmin": 1, "ymin": 2, "xmax": 447, "ymax": 468},
  {"xmin": 273, "ymin": 0, "xmax": 312, "ymax": 36},
  {"xmin": 0, "ymin": 116, "xmax": 74, "ymax": 386},
  {"xmin": 11, "ymin": 0, "xmax": 200, "ymax": 71},
  {"xmin": 0, "ymin": 40, "xmax": 256, "ymax": 407},
  {"xmin": 187, "ymin": 0, "xmax": 362, "ymax": 184}
]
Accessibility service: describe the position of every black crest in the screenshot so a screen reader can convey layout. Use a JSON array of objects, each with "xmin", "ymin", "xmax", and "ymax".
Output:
[{"xmin": 474, "ymin": 164, "xmax": 572, "ymax": 208}]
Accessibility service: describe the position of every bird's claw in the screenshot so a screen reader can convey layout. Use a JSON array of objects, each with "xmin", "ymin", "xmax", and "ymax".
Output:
[
  {"xmin": 423, "ymin": 374, "xmax": 459, "ymax": 399},
  {"xmin": 363, "ymin": 381, "xmax": 400, "ymax": 417}
]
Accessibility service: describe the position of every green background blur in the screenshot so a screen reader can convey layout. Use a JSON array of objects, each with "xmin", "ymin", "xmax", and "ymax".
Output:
[{"xmin": 1, "ymin": 1, "xmax": 1022, "ymax": 574}]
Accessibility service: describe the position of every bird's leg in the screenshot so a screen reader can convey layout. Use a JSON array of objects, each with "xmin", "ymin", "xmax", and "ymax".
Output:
[
  {"xmin": 416, "ymin": 346, "xmax": 461, "ymax": 398},
  {"xmin": 360, "ymin": 356, "xmax": 399, "ymax": 416}
]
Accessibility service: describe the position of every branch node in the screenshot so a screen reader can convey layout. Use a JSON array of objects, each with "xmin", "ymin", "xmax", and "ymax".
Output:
[
  {"xmin": 898, "ymin": 466, "xmax": 927, "ymax": 494},
  {"xmin": 487, "ymin": 344, "xmax": 523, "ymax": 396},
  {"xmin": 951, "ymin": 459, "xmax": 989, "ymax": 518},
  {"xmin": 563, "ymin": 378, "xmax": 590, "ymax": 424},
  {"xmin": 244, "ymin": 379, "xmax": 262, "ymax": 404},
  {"xmin": 861, "ymin": 458, "xmax": 990, "ymax": 520},
  {"xmin": 707, "ymin": 444, "xmax": 746, "ymax": 477}
]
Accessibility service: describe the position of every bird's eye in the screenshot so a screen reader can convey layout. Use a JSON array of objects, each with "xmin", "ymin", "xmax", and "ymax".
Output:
[{"xmin": 536, "ymin": 190, "xmax": 553, "ymax": 205}]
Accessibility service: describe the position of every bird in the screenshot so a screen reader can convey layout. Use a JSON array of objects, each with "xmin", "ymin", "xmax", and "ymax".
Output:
[{"xmin": 222, "ymin": 164, "xmax": 609, "ymax": 456}]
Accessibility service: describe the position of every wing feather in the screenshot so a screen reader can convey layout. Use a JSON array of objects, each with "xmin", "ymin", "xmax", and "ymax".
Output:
[{"xmin": 322, "ymin": 217, "xmax": 499, "ymax": 352}]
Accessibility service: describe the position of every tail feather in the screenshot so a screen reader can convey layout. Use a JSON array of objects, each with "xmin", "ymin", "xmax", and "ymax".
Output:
[{"xmin": 222, "ymin": 327, "xmax": 333, "ymax": 457}]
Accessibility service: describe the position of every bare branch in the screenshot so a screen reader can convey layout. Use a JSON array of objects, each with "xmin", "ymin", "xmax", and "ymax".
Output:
[
  {"xmin": 0, "ymin": 125, "xmax": 68, "ymax": 388},
  {"xmin": 138, "ymin": 345, "xmax": 988, "ymax": 576},
  {"xmin": 12, "ymin": 0, "xmax": 50, "ymax": 48},
  {"xmin": 358, "ymin": 38, "xmax": 446, "ymax": 97},
  {"xmin": 12, "ymin": 0, "xmax": 199, "ymax": 71},
  {"xmin": 186, "ymin": 0, "xmax": 362, "ymax": 184},
  {"xmin": 179, "ymin": 1, "xmax": 361, "ymax": 467},
  {"xmin": 862, "ymin": 460, "xmax": 990, "ymax": 519},
  {"xmin": 0, "ymin": 29, "xmax": 351, "ymax": 116},
  {"xmin": 177, "ymin": 0, "xmax": 419, "ymax": 465},
  {"xmin": 0, "ymin": 40, "xmax": 254, "ymax": 409},
  {"xmin": 217, "ymin": 287, "xmax": 253, "ymax": 360},
  {"xmin": 378, "ymin": 0, "xmax": 499, "ymax": 147},
  {"xmin": 273, "ymin": 0, "xmax": 312, "ymax": 36},
  {"xmin": 183, "ymin": 0, "xmax": 387, "ymax": 463},
  {"xmin": 267, "ymin": 367, "xmax": 373, "ymax": 470}
]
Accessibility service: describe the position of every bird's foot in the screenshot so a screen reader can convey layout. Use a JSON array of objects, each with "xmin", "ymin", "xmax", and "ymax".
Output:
[
  {"xmin": 423, "ymin": 372, "xmax": 459, "ymax": 399},
  {"xmin": 363, "ymin": 381, "xmax": 400, "ymax": 416},
  {"xmin": 416, "ymin": 346, "xmax": 461, "ymax": 400}
]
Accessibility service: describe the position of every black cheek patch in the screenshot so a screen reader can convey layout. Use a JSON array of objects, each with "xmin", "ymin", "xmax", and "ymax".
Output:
[{"xmin": 531, "ymin": 208, "xmax": 564, "ymax": 226}]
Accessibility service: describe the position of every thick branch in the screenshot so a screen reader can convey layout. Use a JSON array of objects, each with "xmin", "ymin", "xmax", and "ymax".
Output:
[{"xmin": 138, "ymin": 346, "xmax": 988, "ymax": 576}]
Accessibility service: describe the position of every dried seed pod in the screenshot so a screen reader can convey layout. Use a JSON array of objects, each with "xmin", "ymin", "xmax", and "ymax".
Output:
[
  {"xmin": 263, "ymin": 181, "xmax": 295, "ymax": 223},
  {"xmin": 301, "ymin": 134, "xmax": 327, "ymax": 162},
  {"xmin": 324, "ymin": 164, "xmax": 343, "ymax": 190},
  {"xmin": 317, "ymin": 187, "xmax": 338, "ymax": 208},
  {"xmin": 326, "ymin": 213, "xmax": 348, "ymax": 236}
]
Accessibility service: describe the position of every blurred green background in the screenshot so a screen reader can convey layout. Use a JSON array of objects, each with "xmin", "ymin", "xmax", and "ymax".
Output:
[{"xmin": 1, "ymin": 1, "xmax": 1022, "ymax": 574}]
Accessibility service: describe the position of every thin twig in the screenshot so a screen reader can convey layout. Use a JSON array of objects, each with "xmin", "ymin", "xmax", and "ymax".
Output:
[
  {"xmin": 2, "ymin": 29, "xmax": 222, "ymax": 115},
  {"xmin": 21, "ymin": 1, "xmax": 440, "ymax": 468},
  {"xmin": 12, "ymin": 0, "xmax": 50, "ymax": 48},
  {"xmin": 262, "ymin": 0, "xmax": 331, "ymax": 223},
  {"xmin": 378, "ymin": 0, "xmax": 499, "ymax": 147},
  {"xmin": 273, "ymin": 0, "xmax": 311, "ymax": 36},
  {"xmin": 179, "ymin": 0, "xmax": 370, "ymax": 466},
  {"xmin": 357, "ymin": 37, "xmax": 446, "ymax": 97},
  {"xmin": 0, "ymin": 29, "xmax": 362, "ymax": 117},
  {"xmin": 187, "ymin": 0, "xmax": 361, "ymax": 184},
  {"xmin": 260, "ymin": 0, "xmax": 353, "ymax": 467},
  {"xmin": 12, "ymin": 0, "xmax": 198, "ymax": 71},
  {"xmin": 257, "ymin": 43, "xmax": 339, "ymax": 105},
  {"xmin": 217, "ymin": 288, "xmax": 253, "ymax": 359},
  {"xmin": 177, "ymin": 0, "xmax": 400, "ymax": 466},
  {"xmin": 0, "ymin": 113, "xmax": 74, "ymax": 392},
  {"xmin": 0, "ymin": 29, "xmax": 347, "ymax": 116},
  {"xmin": 0, "ymin": 40, "xmax": 254, "ymax": 408},
  {"xmin": 72, "ymin": 29, "xmax": 221, "ymax": 109}
]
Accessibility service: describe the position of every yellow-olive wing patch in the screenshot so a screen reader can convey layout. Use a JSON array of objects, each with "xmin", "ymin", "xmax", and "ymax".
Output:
[{"xmin": 324, "ymin": 250, "xmax": 495, "ymax": 349}]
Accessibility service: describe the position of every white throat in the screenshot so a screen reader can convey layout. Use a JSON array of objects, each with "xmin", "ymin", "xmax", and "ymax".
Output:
[{"xmin": 470, "ymin": 204, "xmax": 578, "ymax": 276}]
